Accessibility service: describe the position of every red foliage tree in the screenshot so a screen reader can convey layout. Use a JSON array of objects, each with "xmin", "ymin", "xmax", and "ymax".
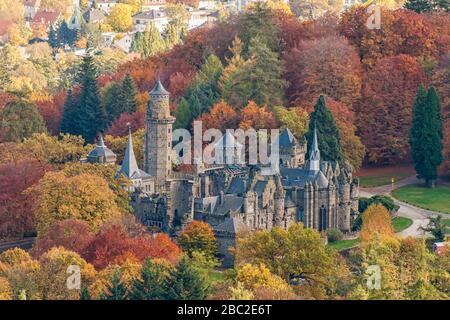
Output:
[
  {"xmin": 284, "ymin": 36, "xmax": 363, "ymax": 108},
  {"xmin": 356, "ymin": 54, "xmax": 426, "ymax": 164},
  {"xmin": 0, "ymin": 159, "xmax": 47, "ymax": 239},
  {"xmin": 32, "ymin": 219, "xmax": 94, "ymax": 257},
  {"xmin": 106, "ymin": 109, "xmax": 146, "ymax": 137},
  {"xmin": 82, "ymin": 226, "xmax": 181, "ymax": 270},
  {"xmin": 198, "ymin": 100, "xmax": 240, "ymax": 131}
]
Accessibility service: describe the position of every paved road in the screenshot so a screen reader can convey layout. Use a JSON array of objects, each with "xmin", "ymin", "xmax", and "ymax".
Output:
[{"xmin": 360, "ymin": 176, "xmax": 446, "ymax": 238}]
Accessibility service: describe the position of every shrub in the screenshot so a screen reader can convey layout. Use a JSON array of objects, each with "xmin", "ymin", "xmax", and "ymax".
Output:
[{"xmin": 327, "ymin": 229, "xmax": 344, "ymax": 243}]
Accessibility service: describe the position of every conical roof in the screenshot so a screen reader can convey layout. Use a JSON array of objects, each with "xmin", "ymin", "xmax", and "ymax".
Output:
[
  {"xmin": 118, "ymin": 127, "xmax": 140, "ymax": 178},
  {"xmin": 150, "ymin": 79, "xmax": 169, "ymax": 95}
]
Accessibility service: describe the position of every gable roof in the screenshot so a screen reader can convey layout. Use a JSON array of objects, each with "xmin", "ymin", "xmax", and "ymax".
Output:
[{"xmin": 32, "ymin": 10, "xmax": 59, "ymax": 25}]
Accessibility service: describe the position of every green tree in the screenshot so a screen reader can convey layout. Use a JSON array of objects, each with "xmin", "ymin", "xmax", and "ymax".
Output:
[
  {"xmin": 58, "ymin": 21, "xmax": 77, "ymax": 47},
  {"xmin": 173, "ymin": 98, "xmax": 192, "ymax": 130},
  {"xmin": 102, "ymin": 81, "xmax": 122, "ymax": 125},
  {"xmin": 80, "ymin": 287, "xmax": 91, "ymax": 300},
  {"xmin": 60, "ymin": 89, "xmax": 78, "ymax": 135},
  {"xmin": 73, "ymin": 53, "xmax": 106, "ymax": 143},
  {"xmin": 182, "ymin": 54, "xmax": 223, "ymax": 120},
  {"xmin": 306, "ymin": 95, "xmax": 343, "ymax": 162},
  {"xmin": 119, "ymin": 74, "xmax": 138, "ymax": 114},
  {"xmin": 100, "ymin": 270, "xmax": 128, "ymax": 300},
  {"xmin": 409, "ymin": 85, "xmax": 443, "ymax": 187},
  {"xmin": 404, "ymin": 0, "xmax": 448, "ymax": 12},
  {"xmin": 0, "ymin": 99, "xmax": 47, "ymax": 142},
  {"xmin": 129, "ymin": 259, "xmax": 173, "ymax": 300},
  {"xmin": 237, "ymin": 2, "xmax": 279, "ymax": 53},
  {"xmin": 164, "ymin": 256, "xmax": 210, "ymax": 300},
  {"xmin": 420, "ymin": 215, "xmax": 446, "ymax": 242},
  {"xmin": 224, "ymin": 36, "xmax": 287, "ymax": 109}
]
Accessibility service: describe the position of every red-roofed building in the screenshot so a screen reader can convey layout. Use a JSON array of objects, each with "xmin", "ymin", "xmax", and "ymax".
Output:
[
  {"xmin": 23, "ymin": 0, "xmax": 41, "ymax": 20},
  {"xmin": 31, "ymin": 10, "xmax": 60, "ymax": 30}
]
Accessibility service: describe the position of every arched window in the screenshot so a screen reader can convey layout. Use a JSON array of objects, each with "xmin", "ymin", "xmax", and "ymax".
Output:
[{"xmin": 319, "ymin": 206, "xmax": 327, "ymax": 231}]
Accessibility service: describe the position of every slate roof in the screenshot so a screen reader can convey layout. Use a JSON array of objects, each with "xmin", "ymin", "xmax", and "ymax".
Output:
[
  {"xmin": 87, "ymin": 136, "xmax": 116, "ymax": 162},
  {"xmin": 212, "ymin": 194, "xmax": 243, "ymax": 216},
  {"xmin": 279, "ymin": 127, "xmax": 296, "ymax": 148},
  {"xmin": 254, "ymin": 180, "xmax": 268, "ymax": 197},
  {"xmin": 117, "ymin": 128, "xmax": 151, "ymax": 180},
  {"xmin": 133, "ymin": 10, "xmax": 167, "ymax": 21},
  {"xmin": 280, "ymin": 167, "xmax": 328, "ymax": 188},
  {"xmin": 226, "ymin": 176, "xmax": 246, "ymax": 195},
  {"xmin": 150, "ymin": 79, "xmax": 169, "ymax": 95},
  {"xmin": 214, "ymin": 217, "xmax": 248, "ymax": 234}
]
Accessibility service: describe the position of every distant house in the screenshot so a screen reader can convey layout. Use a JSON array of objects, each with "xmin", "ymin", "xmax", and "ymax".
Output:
[
  {"xmin": 96, "ymin": 0, "xmax": 117, "ymax": 14},
  {"xmin": 31, "ymin": 10, "xmax": 60, "ymax": 30},
  {"xmin": 198, "ymin": 0, "xmax": 217, "ymax": 9},
  {"xmin": 113, "ymin": 33, "xmax": 133, "ymax": 53},
  {"xmin": 102, "ymin": 32, "xmax": 116, "ymax": 47},
  {"xmin": 141, "ymin": 0, "xmax": 166, "ymax": 11},
  {"xmin": 23, "ymin": 0, "xmax": 41, "ymax": 20},
  {"xmin": 132, "ymin": 10, "xmax": 168, "ymax": 33},
  {"xmin": 187, "ymin": 9, "xmax": 212, "ymax": 30},
  {"xmin": 343, "ymin": 0, "xmax": 361, "ymax": 10},
  {"xmin": 83, "ymin": 8, "xmax": 106, "ymax": 24}
]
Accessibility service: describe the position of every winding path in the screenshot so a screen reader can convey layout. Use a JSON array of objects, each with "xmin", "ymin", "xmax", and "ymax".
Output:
[{"xmin": 360, "ymin": 176, "xmax": 446, "ymax": 238}]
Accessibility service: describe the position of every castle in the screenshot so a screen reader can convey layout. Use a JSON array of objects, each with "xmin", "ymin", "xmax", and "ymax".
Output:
[{"xmin": 88, "ymin": 80, "xmax": 360, "ymax": 266}]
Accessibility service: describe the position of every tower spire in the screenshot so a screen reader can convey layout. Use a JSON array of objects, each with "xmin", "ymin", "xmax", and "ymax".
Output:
[
  {"xmin": 118, "ymin": 123, "xmax": 139, "ymax": 178},
  {"xmin": 308, "ymin": 126, "xmax": 320, "ymax": 171}
]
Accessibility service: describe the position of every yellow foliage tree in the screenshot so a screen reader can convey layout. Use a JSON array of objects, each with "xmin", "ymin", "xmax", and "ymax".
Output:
[
  {"xmin": 108, "ymin": 3, "xmax": 133, "ymax": 32},
  {"xmin": 37, "ymin": 247, "xmax": 96, "ymax": 300},
  {"xmin": 0, "ymin": 277, "xmax": 12, "ymax": 300},
  {"xmin": 28, "ymin": 171, "xmax": 123, "ymax": 234},
  {"xmin": 273, "ymin": 106, "xmax": 309, "ymax": 138},
  {"xmin": 360, "ymin": 204, "xmax": 395, "ymax": 245},
  {"xmin": 89, "ymin": 255, "xmax": 142, "ymax": 299},
  {"xmin": 236, "ymin": 263, "xmax": 292, "ymax": 292},
  {"xmin": 0, "ymin": 248, "xmax": 41, "ymax": 299}
]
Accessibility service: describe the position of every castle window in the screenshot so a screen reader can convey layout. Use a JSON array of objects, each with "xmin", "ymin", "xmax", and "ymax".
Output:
[{"xmin": 319, "ymin": 206, "xmax": 327, "ymax": 231}]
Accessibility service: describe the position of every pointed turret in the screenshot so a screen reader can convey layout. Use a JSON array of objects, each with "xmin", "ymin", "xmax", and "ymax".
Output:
[
  {"xmin": 308, "ymin": 127, "xmax": 320, "ymax": 172},
  {"xmin": 118, "ymin": 125, "xmax": 140, "ymax": 178},
  {"xmin": 86, "ymin": 134, "xmax": 116, "ymax": 164}
]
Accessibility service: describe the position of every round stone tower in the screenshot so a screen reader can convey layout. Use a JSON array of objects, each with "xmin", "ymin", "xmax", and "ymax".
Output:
[{"xmin": 144, "ymin": 79, "xmax": 175, "ymax": 193}]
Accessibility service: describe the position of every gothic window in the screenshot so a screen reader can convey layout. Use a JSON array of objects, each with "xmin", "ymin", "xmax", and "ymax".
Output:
[
  {"xmin": 298, "ymin": 207, "xmax": 304, "ymax": 222},
  {"xmin": 319, "ymin": 206, "xmax": 327, "ymax": 231}
]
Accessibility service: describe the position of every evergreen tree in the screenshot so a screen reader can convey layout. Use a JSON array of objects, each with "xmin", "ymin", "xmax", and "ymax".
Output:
[
  {"xmin": 404, "ymin": 0, "xmax": 433, "ymax": 12},
  {"xmin": 306, "ymin": 95, "xmax": 343, "ymax": 162},
  {"xmin": 409, "ymin": 85, "xmax": 443, "ymax": 187},
  {"xmin": 48, "ymin": 24, "xmax": 59, "ymax": 49},
  {"xmin": 130, "ymin": 31, "xmax": 144, "ymax": 55},
  {"xmin": 173, "ymin": 98, "xmax": 192, "ymax": 130},
  {"xmin": 80, "ymin": 287, "xmax": 91, "ymax": 300},
  {"xmin": 58, "ymin": 21, "xmax": 77, "ymax": 47},
  {"xmin": 164, "ymin": 257, "xmax": 210, "ymax": 300},
  {"xmin": 129, "ymin": 259, "xmax": 171, "ymax": 300},
  {"xmin": 225, "ymin": 36, "xmax": 287, "ymax": 109},
  {"xmin": 103, "ymin": 81, "xmax": 122, "ymax": 125},
  {"xmin": 183, "ymin": 54, "xmax": 223, "ymax": 119},
  {"xmin": 120, "ymin": 74, "xmax": 138, "ymax": 114},
  {"xmin": 237, "ymin": 2, "xmax": 279, "ymax": 53},
  {"xmin": 73, "ymin": 54, "xmax": 106, "ymax": 143},
  {"xmin": 60, "ymin": 89, "xmax": 79, "ymax": 134},
  {"xmin": 100, "ymin": 271, "xmax": 128, "ymax": 300}
]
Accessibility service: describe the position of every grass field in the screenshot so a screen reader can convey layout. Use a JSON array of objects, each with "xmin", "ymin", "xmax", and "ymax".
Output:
[
  {"xmin": 443, "ymin": 219, "xmax": 450, "ymax": 234},
  {"xmin": 209, "ymin": 270, "xmax": 226, "ymax": 283},
  {"xmin": 392, "ymin": 185, "xmax": 450, "ymax": 214},
  {"xmin": 356, "ymin": 165, "xmax": 414, "ymax": 188},
  {"xmin": 392, "ymin": 216, "xmax": 413, "ymax": 233},
  {"xmin": 328, "ymin": 238, "xmax": 360, "ymax": 251}
]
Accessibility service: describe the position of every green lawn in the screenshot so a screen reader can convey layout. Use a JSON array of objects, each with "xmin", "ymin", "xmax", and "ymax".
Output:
[
  {"xmin": 209, "ymin": 270, "xmax": 226, "ymax": 283},
  {"xmin": 328, "ymin": 238, "xmax": 360, "ymax": 251},
  {"xmin": 392, "ymin": 185, "xmax": 450, "ymax": 214},
  {"xmin": 443, "ymin": 219, "xmax": 450, "ymax": 235},
  {"xmin": 392, "ymin": 216, "xmax": 413, "ymax": 233},
  {"xmin": 359, "ymin": 173, "xmax": 411, "ymax": 188}
]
